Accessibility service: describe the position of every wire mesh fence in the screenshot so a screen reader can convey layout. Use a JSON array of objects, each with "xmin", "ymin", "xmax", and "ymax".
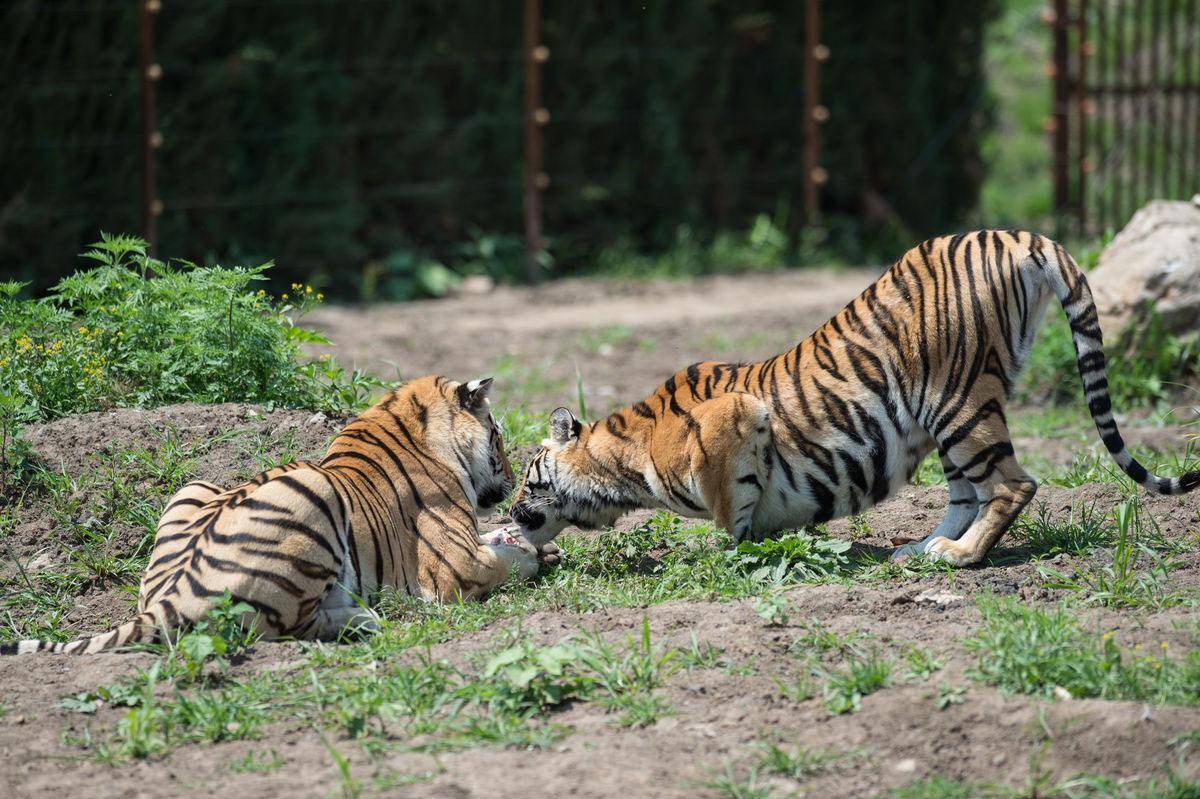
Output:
[{"xmin": 2, "ymin": 1, "xmax": 997, "ymax": 295}]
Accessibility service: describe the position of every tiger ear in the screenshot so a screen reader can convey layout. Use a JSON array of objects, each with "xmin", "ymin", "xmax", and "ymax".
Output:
[
  {"xmin": 549, "ymin": 407, "xmax": 581, "ymax": 444},
  {"xmin": 458, "ymin": 377, "xmax": 494, "ymax": 411}
]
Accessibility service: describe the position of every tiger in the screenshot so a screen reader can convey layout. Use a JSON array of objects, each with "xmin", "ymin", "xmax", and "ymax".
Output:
[
  {"xmin": 509, "ymin": 230, "xmax": 1200, "ymax": 566},
  {"xmin": 2, "ymin": 375, "xmax": 542, "ymax": 655}
]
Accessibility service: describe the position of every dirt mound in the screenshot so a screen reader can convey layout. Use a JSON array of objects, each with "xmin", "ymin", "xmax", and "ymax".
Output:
[{"xmin": 6, "ymin": 404, "xmax": 346, "ymax": 634}]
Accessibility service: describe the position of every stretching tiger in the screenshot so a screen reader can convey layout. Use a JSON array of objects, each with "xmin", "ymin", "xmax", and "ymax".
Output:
[
  {"xmin": 509, "ymin": 231, "xmax": 1200, "ymax": 565},
  {"xmin": 3, "ymin": 375, "xmax": 540, "ymax": 655}
]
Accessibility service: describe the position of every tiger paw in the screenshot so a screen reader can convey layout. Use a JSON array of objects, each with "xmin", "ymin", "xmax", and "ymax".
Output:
[
  {"xmin": 536, "ymin": 542, "xmax": 563, "ymax": 567},
  {"xmin": 890, "ymin": 541, "xmax": 924, "ymax": 561},
  {"xmin": 923, "ymin": 536, "xmax": 972, "ymax": 566}
]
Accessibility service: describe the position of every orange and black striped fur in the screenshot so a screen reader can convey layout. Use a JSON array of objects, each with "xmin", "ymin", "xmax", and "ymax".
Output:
[
  {"xmin": 510, "ymin": 231, "xmax": 1200, "ymax": 565},
  {"xmin": 3, "ymin": 375, "xmax": 538, "ymax": 655}
]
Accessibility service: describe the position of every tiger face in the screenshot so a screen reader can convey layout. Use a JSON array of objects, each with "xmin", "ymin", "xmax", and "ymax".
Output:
[
  {"xmin": 509, "ymin": 407, "xmax": 628, "ymax": 547},
  {"xmin": 449, "ymin": 377, "xmax": 514, "ymax": 511}
]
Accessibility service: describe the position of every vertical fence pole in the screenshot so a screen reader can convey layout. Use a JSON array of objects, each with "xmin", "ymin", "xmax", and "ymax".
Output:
[
  {"xmin": 1051, "ymin": 0, "xmax": 1070, "ymax": 230},
  {"xmin": 802, "ymin": 0, "xmax": 826, "ymax": 222},
  {"xmin": 1096, "ymin": 0, "xmax": 1108, "ymax": 231},
  {"xmin": 1113, "ymin": 0, "xmax": 1123, "ymax": 224},
  {"xmin": 522, "ymin": 0, "xmax": 546, "ymax": 283},
  {"xmin": 138, "ymin": 0, "xmax": 161, "ymax": 256},
  {"xmin": 1076, "ymin": 0, "xmax": 1088, "ymax": 233}
]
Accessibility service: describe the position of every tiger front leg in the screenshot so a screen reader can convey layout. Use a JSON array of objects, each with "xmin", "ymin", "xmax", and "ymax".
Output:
[
  {"xmin": 430, "ymin": 529, "xmax": 539, "ymax": 602},
  {"xmin": 687, "ymin": 393, "xmax": 772, "ymax": 545}
]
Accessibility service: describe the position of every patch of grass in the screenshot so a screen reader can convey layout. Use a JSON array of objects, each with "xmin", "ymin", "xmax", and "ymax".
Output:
[
  {"xmin": 935, "ymin": 683, "xmax": 966, "ymax": 709},
  {"xmin": 704, "ymin": 765, "xmax": 782, "ymax": 799},
  {"xmin": 965, "ymin": 595, "xmax": 1200, "ymax": 705},
  {"xmin": 1015, "ymin": 501, "xmax": 1113, "ymax": 556},
  {"xmin": 1036, "ymin": 498, "xmax": 1182, "ymax": 609},
  {"xmin": 0, "ymin": 234, "xmax": 384, "ymax": 423},
  {"xmin": 789, "ymin": 618, "xmax": 862, "ymax": 657},
  {"xmin": 902, "ymin": 645, "xmax": 944, "ymax": 681},
  {"xmin": 821, "ymin": 648, "xmax": 892, "ymax": 715},
  {"xmin": 229, "ymin": 749, "xmax": 284, "ymax": 774},
  {"xmin": 66, "ymin": 614, "xmax": 683, "ymax": 760},
  {"xmin": 754, "ymin": 741, "xmax": 838, "ymax": 780}
]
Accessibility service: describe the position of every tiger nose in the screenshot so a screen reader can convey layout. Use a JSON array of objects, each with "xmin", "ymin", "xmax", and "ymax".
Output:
[{"xmin": 510, "ymin": 502, "xmax": 543, "ymax": 529}]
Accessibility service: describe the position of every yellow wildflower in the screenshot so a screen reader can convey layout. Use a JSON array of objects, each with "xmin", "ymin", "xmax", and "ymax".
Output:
[
  {"xmin": 282, "ymin": 293, "xmax": 289, "ymax": 300},
  {"xmin": 317, "ymin": 292, "xmax": 324, "ymax": 301},
  {"xmin": 305, "ymin": 285, "xmax": 313, "ymax": 294},
  {"xmin": 1160, "ymin": 642, "xmax": 1169, "ymax": 650}
]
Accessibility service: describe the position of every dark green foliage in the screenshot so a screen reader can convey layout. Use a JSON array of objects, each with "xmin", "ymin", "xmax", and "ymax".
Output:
[
  {"xmin": 2, "ymin": 1, "xmax": 998, "ymax": 295},
  {"xmin": 0, "ymin": 235, "xmax": 382, "ymax": 422}
]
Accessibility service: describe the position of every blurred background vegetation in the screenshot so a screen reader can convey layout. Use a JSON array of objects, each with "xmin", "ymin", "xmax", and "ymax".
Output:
[{"xmin": 0, "ymin": 0, "xmax": 1162, "ymax": 300}]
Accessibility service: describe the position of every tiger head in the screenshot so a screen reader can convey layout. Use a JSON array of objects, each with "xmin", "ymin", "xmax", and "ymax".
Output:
[
  {"xmin": 426, "ymin": 375, "xmax": 513, "ymax": 512},
  {"xmin": 509, "ymin": 407, "xmax": 630, "ymax": 546}
]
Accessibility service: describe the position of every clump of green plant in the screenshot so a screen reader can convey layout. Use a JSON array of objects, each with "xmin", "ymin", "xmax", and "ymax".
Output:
[
  {"xmin": 822, "ymin": 648, "xmax": 893, "ymax": 714},
  {"xmin": 0, "ymin": 234, "xmax": 384, "ymax": 423},
  {"xmin": 730, "ymin": 530, "xmax": 852, "ymax": 584},
  {"xmin": 1015, "ymin": 501, "xmax": 1113, "ymax": 556},
  {"xmin": 965, "ymin": 594, "xmax": 1200, "ymax": 704},
  {"xmin": 171, "ymin": 592, "xmax": 260, "ymax": 681},
  {"xmin": 1036, "ymin": 498, "xmax": 1180, "ymax": 608}
]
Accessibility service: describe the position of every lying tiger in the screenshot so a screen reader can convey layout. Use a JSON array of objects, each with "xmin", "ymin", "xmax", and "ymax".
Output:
[
  {"xmin": 510, "ymin": 231, "xmax": 1200, "ymax": 565},
  {"xmin": 3, "ymin": 375, "xmax": 540, "ymax": 655}
]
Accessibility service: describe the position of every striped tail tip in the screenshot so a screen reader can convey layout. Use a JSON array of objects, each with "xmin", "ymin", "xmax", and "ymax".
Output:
[
  {"xmin": 0, "ymin": 640, "xmax": 53, "ymax": 655},
  {"xmin": 1179, "ymin": 471, "xmax": 1200, "ymax": 494}
]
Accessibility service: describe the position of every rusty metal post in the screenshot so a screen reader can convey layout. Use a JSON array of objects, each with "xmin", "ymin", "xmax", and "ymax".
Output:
[
  {"xmin": 522, "ymin": 0, "xmax": 547, "ymax": 283},
  {"xmin": 1051, "ymin": 0, "xmax": 1070, "ymax": 226},
  {"xmin": 138, "ymin": 0, "xmax": 162, "ymax": 255},
  {"xmin": 802, "ymin": 0, "xmax": 826, "ymax": 222}
]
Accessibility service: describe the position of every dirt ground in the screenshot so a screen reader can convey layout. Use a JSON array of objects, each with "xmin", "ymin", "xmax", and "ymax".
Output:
[{"xmin": 2, "ymin": 269, "xmax": 1199, "ymax": 798}]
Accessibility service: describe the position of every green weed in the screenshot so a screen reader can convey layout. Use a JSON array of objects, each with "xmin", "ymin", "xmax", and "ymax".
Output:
[
  {"xmin": 754, "ymin": 741, "xmax": 838, "ymax": 780},
  {"xmin": 1015, "ymin": 502, "xmax": 1113, "ymax": 556},
  {"xmin": 730, "ymin": 531, "xmax": 852, "ymax": 584},
  {"xmin": 0, "ymin": 235, "xmax": 385, "ymax": 424},
  {"xmin": 822, "ymin": 648, "xmax": 892, "ymax": 714},
  {"xmin": 966, "ymin": 595, "xmax": 1200, "ymax": 704},
  {"xmin": 1037, "ymin": 498, "xmax": 1181, "ymax": 608}
]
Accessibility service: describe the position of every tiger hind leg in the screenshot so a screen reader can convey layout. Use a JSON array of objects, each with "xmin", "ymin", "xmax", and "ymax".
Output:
[
  {"xmin": 299, "ymin": 588, "xmax": 381, "ymax": 641},
  {"xmin": 891, "ymin": 451, "xmax": 979, "ymax": 560},
  {"xmin": 922, "ymin": 410, "xmax": 1037, "ymax": 566}
]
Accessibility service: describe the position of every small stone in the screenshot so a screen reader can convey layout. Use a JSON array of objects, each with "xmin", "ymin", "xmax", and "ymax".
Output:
[
  {"xmin": 1052, "ymin": 686, "xmax": 1073, "ymax": 701},
  {"xmin": 992, "ymin": 754, "xmax": 1006, "ymax": 767},
  {"xmin": 307, "ymin": 412, "xmax": 327, "ymax": 426},
  {"xmin": 894, "ymin": 758, "xmax": 917, "ymax": 774},
  {"xmin": 13, "ymin": 716, "xmax": 25, "ymax": 725},
  {"xmin": 914, "ymin": 589, "xmax": 966, "ymax": 608}
]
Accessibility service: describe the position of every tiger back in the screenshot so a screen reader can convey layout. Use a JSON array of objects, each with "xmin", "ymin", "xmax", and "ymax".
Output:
[
  {"xmin": 3, "ymin": 375, "xmax": 537, "ymax": 655},
  {"xmin": 509, "ymin": 231, "xmax": 1200, "ymax": 566}
]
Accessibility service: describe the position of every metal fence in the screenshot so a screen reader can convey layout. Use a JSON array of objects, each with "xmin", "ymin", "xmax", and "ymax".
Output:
[
  {"xmin": 134, "ymin": 0, "xmax": 828, "ymax": 278},
  {"xmin": 1052, "ymin": 0, "xmax": 1200, "ymax": 234}
]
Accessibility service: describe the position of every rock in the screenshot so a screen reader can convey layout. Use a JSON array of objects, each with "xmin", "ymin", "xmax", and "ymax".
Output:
[
  {"xmin": 894, "ymin": 758, "xmax": 918, "ymax": 774},
  {"xmin": 1090, "ymin": 195, "xmax": 1200, "ymax": 337},
  {"xmin": 913, "ymin": 588, "xmax": 966, "ymax": 608}
]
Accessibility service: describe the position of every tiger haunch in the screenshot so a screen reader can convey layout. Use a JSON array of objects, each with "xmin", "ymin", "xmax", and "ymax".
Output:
[
  {"xmin": 510, "ymin": 230, "xmax": 1200, "ymax": 566},
  {"xmin": 2, "ymin": 375, "xmax": 538, "ymax": 655}
]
